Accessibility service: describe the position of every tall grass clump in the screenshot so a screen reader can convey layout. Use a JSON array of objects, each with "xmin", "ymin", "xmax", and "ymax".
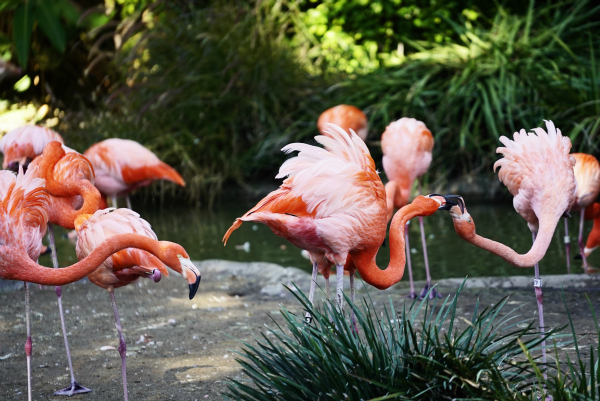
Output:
[
  {"xmin": 65, "ymin": 1, "xmax": 326, "ymax": 205},
  {"xmin": 224, "ymin": 285, "xmax": 552, "ymax": 400},
  {"xmin": 330, "ymin": 0, "xmax": 600, "ymax": 178}
]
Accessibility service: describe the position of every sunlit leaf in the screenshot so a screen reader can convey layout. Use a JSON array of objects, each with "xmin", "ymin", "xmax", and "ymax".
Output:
[
  {"xmin": 36, "ymin": 1, "xmax": 66, "ymax": 53},
  {"xmin": 13, "ymin": 1, "xmax": 35, "ymax": 67},
  {"xmin": 13, "ymin": 74, "xmax": 31, "ymax": 92}
]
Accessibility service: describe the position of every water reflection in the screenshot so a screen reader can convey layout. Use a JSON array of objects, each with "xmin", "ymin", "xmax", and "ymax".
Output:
[{"xmin": 42, "ymin": 201, "xmax": 595, "ymax": 280}]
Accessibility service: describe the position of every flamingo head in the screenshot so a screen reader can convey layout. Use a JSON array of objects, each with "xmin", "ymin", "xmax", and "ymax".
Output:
[
  {"xmin": 159, "ymin": 243, "xmax": 201, "ymax": 300},
  {"xmin": 426, "ymin": 194, "xmax": 465, "ymax": 214}
]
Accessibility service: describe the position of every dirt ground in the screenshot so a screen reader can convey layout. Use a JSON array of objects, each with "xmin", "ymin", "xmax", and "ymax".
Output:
[{"xmin": 1, "ymin": 260, "xmax": 600, "ymax": 400}]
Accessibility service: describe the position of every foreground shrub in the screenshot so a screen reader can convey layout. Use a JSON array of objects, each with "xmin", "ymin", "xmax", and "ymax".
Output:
[{"xmin": 224, "ymin": 284, "xmax": 551, "ymax": 400}]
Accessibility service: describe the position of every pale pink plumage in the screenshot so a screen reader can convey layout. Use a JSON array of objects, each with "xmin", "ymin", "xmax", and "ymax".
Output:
[
  {"xmin": 0, "ymin": 126, "xmax": 64, "ymax": 168},
  {"xmin": 76, "ymin": 208, "xmax": 168, "ymax": 290},
  {"xmin": 83, "ymin": 139, "xmax": 185, "ymax": 197},
  {"xmin": 0, "ymin": 166, "xmax": 48, "ymax": 260},
  {"xmin": 494, "ymin": 120, "xmax": 576, "ymax": 235}
]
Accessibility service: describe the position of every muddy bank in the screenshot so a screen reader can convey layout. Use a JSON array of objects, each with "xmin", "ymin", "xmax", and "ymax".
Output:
[{"xmin": 1, "ymin": 260, "xmax": 599, "ymax": 400}]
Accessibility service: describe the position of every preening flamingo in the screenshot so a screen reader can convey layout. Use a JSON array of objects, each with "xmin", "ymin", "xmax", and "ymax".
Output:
[
  {"xmin": 74, "ymin": 208, "xmax": 200, "ymax": 401},
  {"xmin": 447, "ymin": 120, "xmax": 576, "ymax": 364},
  {"xmin": 0, "ymin": 125, "xmax": 63, "ymax": 171},
  {"xmin": 83, "ymin": 138, "xmax": 185, "ymax": 209},
  {"xmin": 28, "ymin": 141, "xmax": 101, "ymax": 395},
  {"xmin": 223, "ymin": 124, "xmax": 459, "ymax": 324},
  {"xmin": 563, "ymin": 153, "xmax": 600, "ymax": 272},
  {"xmin": 317, "ymin": 105, "xmax": 368, "ymax": 141},
  {"xmin": 381, "ymin": 117, "xmax": 435, "ymax": 298}
]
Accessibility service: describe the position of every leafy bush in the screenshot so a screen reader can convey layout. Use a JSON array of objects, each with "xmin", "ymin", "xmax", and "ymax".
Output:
[{"xmin": 224, "ymin": 284, "xmax": 550, "ymax": 400}]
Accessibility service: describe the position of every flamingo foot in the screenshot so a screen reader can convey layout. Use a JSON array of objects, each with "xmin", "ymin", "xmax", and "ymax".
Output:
[
  {"xmin": 406, "ymin": 291, "xmax": 418, "ymax": 299},
  {"xmin": 419, "ymin": 283, "xmax": 441, "ymax": 299},
  {"xmin": 54, "ymin": 382, "xmax": 92, "ymax": 396}
]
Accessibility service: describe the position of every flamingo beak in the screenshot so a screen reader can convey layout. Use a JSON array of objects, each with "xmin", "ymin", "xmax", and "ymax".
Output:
[
  {"xmin": 179, "ymin": 256, "xmax": 201, "ymax": 299},
  {"xmin": 429, "ymin": 194, "xmax": 465, "ymax": 213}
]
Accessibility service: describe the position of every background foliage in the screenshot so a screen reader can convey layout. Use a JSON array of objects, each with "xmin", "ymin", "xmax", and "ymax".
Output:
[{"xmin": 1, "ymin": 0, "xmax": 599, "ymax": 204}]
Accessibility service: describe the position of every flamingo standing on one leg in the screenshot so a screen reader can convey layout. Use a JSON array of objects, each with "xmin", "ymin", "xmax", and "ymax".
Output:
[
  {"xmin": 223, "ymin": 124, "xmax": 459, "ymax": 324},
  {"xmin": 28, "ymin": 141, "xmax": 101, "ymax": 395},
  {"xmin": 381, "ymin": 118, "xmax": 435, "ymax": 298},
  {"xmin": 74, "ymin": 208, "xmax": 201, "ymax": 401},
  {"xmin": 563, "ymin": 153, "xmax": 600, "ymax": 272},
  {"xmin": 0, "ymin": 125, "xmax": 64, "ymax": 171},
  {"xmin": 83, "ymin": 138, "xmax": 185, "ymax": 209},
  {"xmin": 446, "ymin": 120, "xmax": 576, "ymax": 365}
]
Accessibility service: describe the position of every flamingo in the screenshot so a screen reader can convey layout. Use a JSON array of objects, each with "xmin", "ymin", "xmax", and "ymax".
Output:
[
  {"xmin": 563, "ymin": 153, "xmax": 600, "ymax": 272},
  {"xmin": 578, "ymin": 203, "xmax": 600, "ymax": 266},
  {"xmin": 317, "ymin": 105, "xmax": 368, "ymax": 141},
  {"xmin": 381, "ymin": 117, "xmax": 435, "ymax": 298},
  {"xmin": 73, "ymin": 208, "xmax": 201, "ymax": 401},
  {"xmin": 223, "ymin": 124, "xmax": 459, "ymax": 324},
  {"xmin": 83, "ymin": 138, "xmax": 185, "ymax": 209},
  {"xmin": 446, "ymin": 120, "xmax": 576, "ymax": 364},
  {"xmin": 1, "ymin": 191, "xmax": 200, "ymax": 400},
  {"xmin": 0, "ymin": 125, "xmax": 64, "ymax": 171},
  {"xmin": 27, "ymin": 141, "xmax": 101, "ymax": 395}
]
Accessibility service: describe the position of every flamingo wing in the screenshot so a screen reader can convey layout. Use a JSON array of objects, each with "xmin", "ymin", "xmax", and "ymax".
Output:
[{"xmin": 317, "ymin": 105, "xmax": 368, "ymax": 141}]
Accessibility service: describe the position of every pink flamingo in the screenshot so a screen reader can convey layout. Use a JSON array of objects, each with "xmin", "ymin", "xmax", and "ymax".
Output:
[
  {"xmin": 74, "ymin": 208, "xmax": 201, "ymax": 401},
  {"xmin": 578, "ymin": 203, "xmax": 600, "ymax": 266},
  {"xmin": 83, "ymin": 138, "xmax": 185, "ymax": 209},
  {"xmin": 223, "ymin": 124, "xmax": 459, "ymax": 324},
  {"xmin": 563, "ymin": 153, "xmax": 600, "ymax": 272},
  {"xmin": 28, "ymin": 141, "xmax": 101, "ymax": 395},
  {"xmin": 317, "ymin": 105, "xmax": 368, "ymax": 141},
  {"xmin": 0, "ymin": 125, "xmax": 64, "ymax": 171},
  {"xmin": 447, "ymin": 120, "xmax": 576, "ymax": 364},
  {"xmin": 381, "ymin": 117, "xmax": 435, "ymax": 298}
]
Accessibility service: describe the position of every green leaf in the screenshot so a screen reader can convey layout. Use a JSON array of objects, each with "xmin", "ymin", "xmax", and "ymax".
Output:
[
  {"xmin": 12, "ymin": 1, "xmax": 35, "ymax": 67},
  {"xmin": 13, "ymin": 74, "xmax": 31, "ymax": 92},
  {"xmin": 36, "ymin": 0, "xmax": 66, "ymax": 53}
]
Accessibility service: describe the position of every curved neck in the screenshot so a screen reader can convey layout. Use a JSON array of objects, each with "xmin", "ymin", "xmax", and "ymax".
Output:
[
  {"xmin": 454, "ymin": 216, "xmax": 558, "ymax": 268},
  {"xmin": 385, "ymin": 180, "xmax": 411, "ymax": 222},
  {"xmin": 352, "ymin": 196, "xmax": 439, "ymax": 290},
  {"xmin": 47, "ymin": 180, "xmax": 100, "ymax": 229},
  {"xmin": 1, "ymin": 234, "xmax": 173, "ymax": 286}
]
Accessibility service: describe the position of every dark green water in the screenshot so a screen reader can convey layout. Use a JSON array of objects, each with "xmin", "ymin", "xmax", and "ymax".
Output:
[{"xmin": 42, "ymin": 201, "xmax": 595, "ymax": 280}]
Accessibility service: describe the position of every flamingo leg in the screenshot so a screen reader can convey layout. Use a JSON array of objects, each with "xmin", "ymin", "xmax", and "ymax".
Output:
[
  {"xmin": 24, "ymin": 281, "xmax": 32, "ymax": 401},
  {"xmin": 47, "ymin": 225, "xmax": 92, "ymax": 396},
  {"xmin": 109, "ymin": 290, "xmax": 129, "ymax": 401},
  {"xmin": 335, "ymin": 264, "xmax": 344, "ymax": 312},
  {"xmin": 349, "ymin": 272, "xmax": 357, "ymax": 332},
  {"xmin": 111, "ymin": 195, "xmax": 118, "ymax": 209},
  {"xmin": 305, "ymin": 261, "xmax": 318, "ymax": 323},
  {"xmin": 126, "ymin": 195, "xmax": 132, "ymax": 210},
  {"xmin": 325, "ymin": 277, "xmax": 331, "ymax": 300},
  {"xmin": 418, "ymin": 215, "xmax": 440, "ymax": 299},
  {"xmin": 404, "ymin": 222, "xmax": 416, "ymax": 298},
  {"xmin": 532, "ymin": 232, "xmax": 547, "ymax": 369},
  {"xmin": 564, "ymin": 217, "xmax": 571, "ymax": 274},
  {"xmin": 579, "ymin": 208, "xmax": 589, "ymax": 269}
]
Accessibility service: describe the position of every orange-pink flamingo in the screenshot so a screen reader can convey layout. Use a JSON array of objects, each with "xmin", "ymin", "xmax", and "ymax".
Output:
[
  {"xmin": 317, "ymin": 105, "xmax": 368, "ymax": 141},
  {"xmin": 564, "ymin": 153, "xmax": 600, "ymax": 272},
  {"xmin": 0, "ymin": 125, "xmax": 64, "ymax": 171},
  {"xmin": 74, "ymin": 208, "xmax": 200, "ymax": 401},
  {"xmin": 83, "ymin": 138, "xmax": 185, "ymax": 209},
  {"xmin": 381, "ymin": 117, "xmax": 435, "ymax": 298},
  {"xmin": 28, "ymin": 141, "xmax": 101, "ymax": 395},
  {"xmin": 223, "ymin": 124, "xmax": 459, "ymax": 325},
  {"xmin": 447, "ymin": 120, "xmax": 576, "ymax": 364},
  {"xmin": 578, "ymin": 203, "xmax": 600, "ymax": 265}
]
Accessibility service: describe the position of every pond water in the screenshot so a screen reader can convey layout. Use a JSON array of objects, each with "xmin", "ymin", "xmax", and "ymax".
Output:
[{"xmin": 42, "ymin": 200, "xmax": 597, "ymax": 281}]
